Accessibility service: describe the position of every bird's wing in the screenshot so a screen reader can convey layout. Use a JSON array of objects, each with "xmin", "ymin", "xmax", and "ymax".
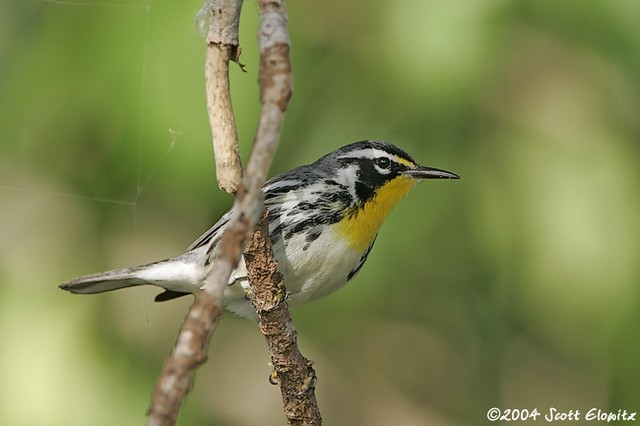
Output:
[{"xmin": 187, "ymin": 209, "xmax": 235, "ymax": 251}]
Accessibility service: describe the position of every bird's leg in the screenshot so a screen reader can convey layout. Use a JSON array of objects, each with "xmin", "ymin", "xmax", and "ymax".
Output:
[
  {"xmin": 296, "ymin": 367, "xmax": 317, "ymax": 396},
  {"xmin": 271, "ymin": 272, "xmax": 288, "ymax": 309},
  {"xmin": 268, "ymin": 369, "xmax": 279, "ymax": 385}
]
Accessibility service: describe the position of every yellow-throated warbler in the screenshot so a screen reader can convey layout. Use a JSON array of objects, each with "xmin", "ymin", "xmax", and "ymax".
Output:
[{"xmin": 60, "ymin": 140, "xmax": 459, "ymax": 318}]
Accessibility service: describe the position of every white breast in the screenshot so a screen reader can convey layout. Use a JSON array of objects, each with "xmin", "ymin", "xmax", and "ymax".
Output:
[{"xmin": 222, "ymin": 226, "xmax": 362, "ymax": 318}]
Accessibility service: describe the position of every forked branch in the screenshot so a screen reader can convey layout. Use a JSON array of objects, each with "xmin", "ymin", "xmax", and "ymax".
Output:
[
  {"xmin": 243, "ymin": 1, "xmax": 321, "ymax": 425},
  {"xmin": 147, "ymin": 1, "xmax": 247, "ymax": 425},
  {"xmin": 147, "ymin": 1, "xmax": 319, "ymax": 425},
  {"xmin": 204, "ymin": 0, "xmax": 244, "ymax": 194}
]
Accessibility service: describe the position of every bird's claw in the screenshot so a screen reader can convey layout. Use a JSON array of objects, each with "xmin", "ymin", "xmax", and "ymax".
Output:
[
  {"xmin": 243, "ymin": 288, "xmax": 253, "ymax": 301},
  {"xmin": 272, "ymin": 276, "xmax": 288, "ymax": 309},
  {"xmin": 295, "ymin": 369, "xmax": 317, "ymax": 396},
  {"xmin": 268, "ymin": 369, "xmax": 279, "ymax": 385},
  {"xmin": 267, "ymin": 366, "xmax": 317, "ymax": 396}
]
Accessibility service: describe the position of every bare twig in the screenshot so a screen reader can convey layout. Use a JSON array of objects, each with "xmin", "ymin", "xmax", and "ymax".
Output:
[
  {"xmin": 146, "ymin": 292, "xmax": 222, "ymax": 426},
  {"xmin": 243, "ymin": 1, "xmax": 321, "ymax": 425},
  {"xmin": 245, "ymin": 213, "xmax": 322, "ymax": 425},
  {"xmin": 205, "ymin": 0, "xmax": 244, "ymax": 193},
  {"xmin": 148, "ymin": 0, "xmax": 313, "ymax": 425},
  {"xmin": 147, "ymin": 1, "xmax": 246, "ymax": 425}
]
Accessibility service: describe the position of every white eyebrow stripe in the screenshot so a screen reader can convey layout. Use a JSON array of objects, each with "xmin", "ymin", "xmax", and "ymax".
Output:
[
  {"xmin": 338, "ymin": 149, "xmax": 412, "ymax": 166},
  {"xmin": 338, "ymin": 148, "xmax": 388, "ymax": 160}
]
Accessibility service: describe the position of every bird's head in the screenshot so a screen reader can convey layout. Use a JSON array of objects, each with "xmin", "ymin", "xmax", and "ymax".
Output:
[
  {"xmin": 315, "ymin": 140, "xmax": 459, "ymax": 251},
  {"xmin": 326, "ymin": 140, "xmax": 458, "ymax": 205}
]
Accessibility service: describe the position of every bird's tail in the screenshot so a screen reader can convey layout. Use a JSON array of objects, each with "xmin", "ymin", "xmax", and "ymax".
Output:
[
  {"xmin": 59, "ymin": 266, "xmax": 147, "ymax": 295},
  {"xmin": 59, "ymin": 254, "xmax": 201, "ymax": 302}
]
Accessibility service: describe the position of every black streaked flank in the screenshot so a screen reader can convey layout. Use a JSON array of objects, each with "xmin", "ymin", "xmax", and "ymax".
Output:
[
  {"xmin": 347, "ymin": 235, "xmax": 377, "ymax": 281},
  {"xmin": 296, "ymin": 201, "xmax": 314, "ymax": 211},
  {"xmin": 302, "ymin": 229, "xmax": 322, "ymax": 251},
  {"xmin": 265, "ymin": 183, "xmax": 300, "ymax": 195},
  {"xmin": 285, "ymin": 217, "xmax": 323, "ymax": 241}
]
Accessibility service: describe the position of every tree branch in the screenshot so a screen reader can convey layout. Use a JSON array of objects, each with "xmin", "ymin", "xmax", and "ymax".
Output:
[
  {"xmin": 204, "ymin": 0, "xmax": 244, "ymax": 194},
  {"xmin": 147, "ymin": 1, "xmax": 246, "ymax": 425},
  {"xmin": 245, "ymin": 213, "xmax": 322, "ymax": 425},
  {"xmin": 243, "ymin": 1, "xmax": 321, "ymax": 425},
  {"xmin": 147, "ymin": 1, "xmax": 316, "ymax": 425}
]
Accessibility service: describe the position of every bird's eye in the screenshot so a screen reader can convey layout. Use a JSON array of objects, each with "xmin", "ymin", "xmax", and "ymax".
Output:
[{"xmin": 375, "ymin": 157, "xmax": 391, "ymax": 169}]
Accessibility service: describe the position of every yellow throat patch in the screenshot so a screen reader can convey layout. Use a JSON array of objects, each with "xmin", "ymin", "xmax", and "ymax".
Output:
[{"xmin": 336, "ymin": 175, "xmax": 416, "ymax": 252}]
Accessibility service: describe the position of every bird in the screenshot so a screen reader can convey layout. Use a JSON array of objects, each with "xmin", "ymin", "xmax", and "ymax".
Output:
[{"xmin": 60, "ymin": 140, "xmax": 459, "ymax": 319}]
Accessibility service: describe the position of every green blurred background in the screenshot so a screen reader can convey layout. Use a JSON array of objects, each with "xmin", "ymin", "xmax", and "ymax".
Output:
[{"xmin": 1, "ymin": 0, "xmax": 639, "ymax": 424}]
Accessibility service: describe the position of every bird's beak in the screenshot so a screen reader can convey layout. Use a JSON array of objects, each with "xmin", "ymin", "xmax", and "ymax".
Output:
[{"xmin": 402, "ymin": 165, "xmax": 460, "ymax": 180}]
